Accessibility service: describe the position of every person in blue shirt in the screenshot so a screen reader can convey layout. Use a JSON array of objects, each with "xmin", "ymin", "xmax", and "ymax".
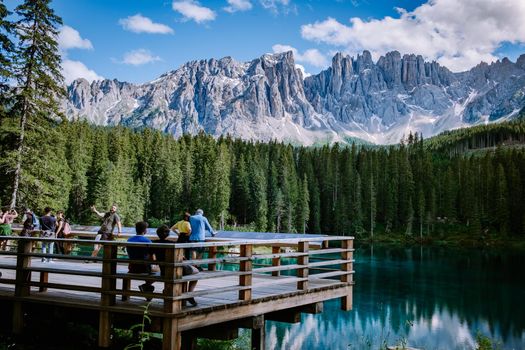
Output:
[
  {"xmin": 127, "ymin": 221, "xmax": 155, "ymax": 295},
  {"xmin": 189, "ymin": 209, "xmax": 216, "ymax": 261}
]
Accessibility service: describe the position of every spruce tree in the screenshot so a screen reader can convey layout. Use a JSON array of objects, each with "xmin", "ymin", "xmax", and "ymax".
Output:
[
  {"xmin": 0, "ymin": 0, "xmax": 14, "ymax": 105},
  {"xmin": 495, "ymin": 164, "xmax": 509, "ymax": 234},
  {"xmin": 297, "ymin": 174, "xmax": 310, "ymax": 234},
  {"xmin": 9, "ymin": 0, "xmax": 65, "ymax": 209}
]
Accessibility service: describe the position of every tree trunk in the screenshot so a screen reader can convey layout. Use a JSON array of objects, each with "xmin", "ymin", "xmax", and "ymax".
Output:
[{"xmin": 10, "ymin": 97, "xmax": 29, "ymax": 210}]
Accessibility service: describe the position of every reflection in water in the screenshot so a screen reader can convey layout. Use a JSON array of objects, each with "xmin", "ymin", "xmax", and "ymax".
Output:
[{"xmin": 267, "ymin": 245, "xmax": 525, "ymax": 350}]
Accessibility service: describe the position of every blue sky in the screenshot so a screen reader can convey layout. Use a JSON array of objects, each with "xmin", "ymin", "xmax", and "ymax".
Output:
[{"xmin": 5, "ymin": 0, "xmax": 525, "ymax": 84}]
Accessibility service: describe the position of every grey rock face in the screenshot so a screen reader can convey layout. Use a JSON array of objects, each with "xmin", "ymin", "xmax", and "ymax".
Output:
[{"xmin": 63, "ymin": 51, "xmax": 525, "ymax": 145}]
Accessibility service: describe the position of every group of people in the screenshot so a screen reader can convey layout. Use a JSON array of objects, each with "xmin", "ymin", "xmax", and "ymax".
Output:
[
  {"xmin": 36, "ymin": 207, "xmax": 72, "ymax": 261},
  {"xmin": 125, "ymin": 208, "xmax": 216, "ymax": 306},
  {"xmin": 0, "ymin": 206, "xmax": 72, "ymax": 258},
  {"xmin": 0, "ymin": 203, "xmax": 217, "ymax": 306}
]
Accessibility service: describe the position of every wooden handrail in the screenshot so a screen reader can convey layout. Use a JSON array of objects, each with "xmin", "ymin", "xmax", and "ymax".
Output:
[{"xmin": 0, "ymin": 235, "xmax": 354, "ymax": 307}]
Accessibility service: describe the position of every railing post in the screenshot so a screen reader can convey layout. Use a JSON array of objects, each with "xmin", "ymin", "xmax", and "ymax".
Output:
[
  {"xmin": 271, "ymin": 246, "xmax": 280, "ymax": 277},
  {"xmin": 340, "ymin": 239, "xmax": 353, "ymax": 311},
  {"xmin": 297, "ymin": 241, "xmax": 309, "ymax": 290},
  {"xmin": 163, "ymin": 245, "xmax": 184, "ymax": 350},
  {"xmin": 99, "ymin": 243, "xmax": 117, "ymax": 348},
  {"xmin": 13, "ymin": 238, "xmax": 32, "ymax": 334},
  {"xmin": 239, "ymin": 244, "xmax": 252, "ymax": 301},
  {"xmin": 208, "ymin": 246, "xmax": 217, "ymax": 271}
]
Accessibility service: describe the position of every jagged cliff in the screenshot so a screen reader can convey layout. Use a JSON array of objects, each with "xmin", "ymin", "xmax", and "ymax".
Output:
[{"xmin": 64, "ymin": 50, "xmax": 525, "ymax": 144}]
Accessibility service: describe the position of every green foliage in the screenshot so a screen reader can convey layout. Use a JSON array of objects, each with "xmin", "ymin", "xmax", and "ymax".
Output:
[
  {"xmin": 125, "ymin": 303, "xmax": 152, "ymax": 350},
  {"xmin": 1, "ymin": 120, "xmax": 525, "ymax": 238},
  {"xmin": 1, "ymin": 0, "xmax": 65, "ymax": 209},
  {"xmin": 0, "ymin": 0, "xmax": 14, "ymax": 100},
  {"xmin": 475, "ymin": 332, "xmax": 502, "ymax": 350},
  {"xmin": 425, "ymin": 119, "xmax": 525, "ymax": 155}
]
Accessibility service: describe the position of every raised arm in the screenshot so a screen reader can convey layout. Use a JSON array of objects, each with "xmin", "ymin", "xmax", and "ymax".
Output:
[{"xmin": 90, "ymin": 206, "xmax": 105, "ymax": 219}]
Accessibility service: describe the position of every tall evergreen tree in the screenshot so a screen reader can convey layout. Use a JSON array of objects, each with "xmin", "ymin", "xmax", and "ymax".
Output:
[
  {"xmin": 495, "ymin": 164, "xmax": 509, "ymax": 234},
  {"xmin": 297, "ymin": 174, "xmax": 310, "ymax": 234},
  {"xmin": 0, "ymin": 0, "xmax": 14, "ymax": 104},
  {"xmin": 9, "ymin": 0, "xmax": 65, "ymax": 209}
]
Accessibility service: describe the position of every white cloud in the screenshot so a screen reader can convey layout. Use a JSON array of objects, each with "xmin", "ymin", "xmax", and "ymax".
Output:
[
  {"xmin": 172, "ymin": 0, "xmax": 216, "ymax": 23},
  {"xmin": 119, "ymin": 14, "xmax": 174, "ymax": 34},
  {"xmin": 58, "ymin": 26, "xmax": 102, "ymax": 84},
  {"xmin": 62, "ymin": 59, "xmax": 103, "ymax": 84},
  {"xmin": 260, "ymin": 0, "xmax": 294, "ymax": 14},
  {"xmin": 121, "ymin": 49, "xmax": 161, "ymax": 65},
  {"xmin": 224, "ymin": 0, "xmax": 252, "ymax": 13},
  {"xmin": 295, "ymin": 63, "xmax": 311, "ymax": 78},
  {"xmin": 301, "ymin": 0, "xmax": 525, "ymax": 72},
  {"xmin": 272, "ymin": 44, "xmax": 328, "ymax": 67},
  {"xmin": 58, "ymin": 25, "xmax": 93, "ymax": 51}
]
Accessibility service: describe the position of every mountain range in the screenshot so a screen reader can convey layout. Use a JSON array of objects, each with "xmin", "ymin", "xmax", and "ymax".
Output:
[{"xmin": 63, "ymin": 50, "xmax": 525, "ymax": 145}]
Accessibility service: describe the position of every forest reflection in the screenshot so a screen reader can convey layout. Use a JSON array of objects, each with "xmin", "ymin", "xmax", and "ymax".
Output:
[{"xmin": 267, "ymin": 245, "xmax": 525, "ymax": 350}]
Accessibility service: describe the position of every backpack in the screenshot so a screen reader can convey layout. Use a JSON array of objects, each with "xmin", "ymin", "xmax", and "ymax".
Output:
[
  {"xmin": 31, "ymin": 212, "xmax": 40, "ymax": 229},
  {"xmin": 63, "ymin": 220, "xmax": 72, "ymax": 236}
]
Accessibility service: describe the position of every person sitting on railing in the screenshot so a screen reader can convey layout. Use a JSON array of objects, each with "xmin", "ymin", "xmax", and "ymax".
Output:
[
  {"xmin": 153, "ymin": 225, "xmax": 198, "ymax": 307},
  {"xmin": 127, "ymin": 221, "xmax": 155, "ymax": 296},
  {"xmin": 40, "ymin": 207, "xmax": 57, "ymax": 263},
  {"xmin": 171, "ymin": 212, "xmax": 192, "ymax": 259}
]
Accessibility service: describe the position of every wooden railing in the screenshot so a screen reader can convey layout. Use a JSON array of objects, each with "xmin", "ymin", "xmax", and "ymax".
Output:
[{"xmin": 0, "ymin": 235, "xmax": 354, "ymax": 347}]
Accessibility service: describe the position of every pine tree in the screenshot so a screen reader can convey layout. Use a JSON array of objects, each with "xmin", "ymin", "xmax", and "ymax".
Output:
[
  {"xmin": 417, "ymin": 187, "xmax": 425, "ymax": 239},
  {"xmin": 351, "ymin": 173, "xmax": 363, "ymax": 236},
  {"xmin": 211, "ymin": 143, "xmax": 231, "ymax": 229},
  {"xmin": 0, "ymin": 0, "xmax": 14, "ymax": 106},
  {"xmin": 274, "ymin": 189, "xmax": 285, "ymax": 233},
  {"xmin": 297, "ymin": 174, "xmax": 310, "ymax": 234},
  {"xmin": 232, "ymin": 154, "xmax": 250, "ymax": 224},
  {"xmin": 495, "ymin": 163, "xmax": 509, "ymax": 234},
  {"xmin": 250, "ymin": 159, "xmax": 268, "ymax": 232},
  {"xmin": 65, "ymin": 122, "xmax": 94, "ymax": 222},
  {"xmin": 9, "ymin": 0, "xmax": 65, "ymax": 209}
]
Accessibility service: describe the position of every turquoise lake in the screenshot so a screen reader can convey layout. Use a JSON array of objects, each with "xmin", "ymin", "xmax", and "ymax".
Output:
[{"xmin": 266, "ymin": 245, "xmax": 525, "ymax": 350}]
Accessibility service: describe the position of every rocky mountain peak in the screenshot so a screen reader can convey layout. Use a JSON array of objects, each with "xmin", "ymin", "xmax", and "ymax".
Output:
[{"xmin": 64, "ymin": 50, "xmax": 525, "ymax": 145}]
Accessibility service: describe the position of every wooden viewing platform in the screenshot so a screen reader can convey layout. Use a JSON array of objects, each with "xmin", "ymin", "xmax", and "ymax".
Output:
[{"xmin": 0, "ymin": 231, "xmax": 354, "ymax": 350}]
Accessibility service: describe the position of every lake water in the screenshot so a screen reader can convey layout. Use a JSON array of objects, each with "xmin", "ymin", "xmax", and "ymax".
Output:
[{"xmin": 266, "ymin": 245, "xmax": 525, "ymax": 350}]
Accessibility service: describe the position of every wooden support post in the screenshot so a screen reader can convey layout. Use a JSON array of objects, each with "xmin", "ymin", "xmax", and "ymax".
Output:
[
  {"xmin": 13, "ymin": 239, "xmax": 32, "ymax": 334},
  {"xmin": 251, "ymin": 315, "xmax": 265, "ymax": 350},
  {"xmin": 122, "ymin": 278, "xmax": 130, "ymax": 301},
  {"xmin": 239, "ymin": 244, "xmax": 252, "ymax": 301},
  {"xmin": 340, "ymin": 239, "xmax": 353, "ymax": 311},
  {"xmin": 266, "ymin": 310, "xmax": 301, "ymax": 323},
  {"xmin": 297, "ymin": 241, "xmax": 309, "ymax": 290},
  {"xmin": 271, "ymin": 246, "xmax": 280, "ymax": 277},
  {"xmin": 99, "ymin": 244, "xmax": 117, "ymax": 348},
  {"xmin": 181, "ymin": 332, "xmax": 196, "ymax": 350},
  {"xmin": 301, "ymin": 302, "xmax": 323, "ymax": 314},
  {"xmin": 237, "ymin": 315, "xmax": 265, "ymax": 330},
  {"xmin": 163, "ymin": 246, "xmax": 184, "ymax": 350},
  {"xmin": 208, "ymin": 246, "xmax": 217, "ymax": 271},
  {"xmin": 39, "ymin": 272, "xmax": 49, "ymax": 292}
]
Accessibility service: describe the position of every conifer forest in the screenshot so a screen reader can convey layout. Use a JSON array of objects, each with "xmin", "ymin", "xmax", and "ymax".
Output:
[{"xmin": 1, "ymin": 118, "xmax": 525, "ymax": 238}]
